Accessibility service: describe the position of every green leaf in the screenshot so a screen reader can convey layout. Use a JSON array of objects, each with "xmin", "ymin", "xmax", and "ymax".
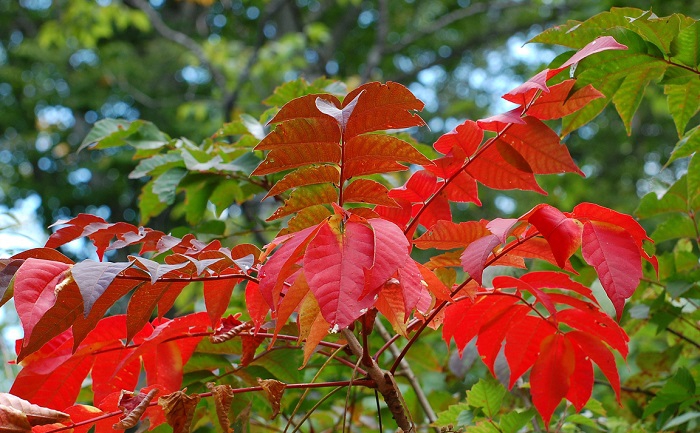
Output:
[
  {"xmin": 670, "ymin": 21, "xmax": 700, "ymax": 67},
  {"xmin": 564, "ymin": 413, "xmax": 599, "ymax": 428},
  {"xmin": 529, "ymin": 7, "xmax": 645, "ymax": 48},
  {"xmin": 665, "ymin": 79, "xmax": 700, "ymax": 137},
  {"xmin": 129, "ymin": 151, "xmax": 184, "ymax": 179},
  {"xmin": 465, "ymin": 421, "xmax": 501, "ymax": 433},
  {"xmin": 433, "ymin": 403, "xmax": 472, "ymax": 427},
  {"xmin": 643, "ymin": 367, "xmax": 696, "ymax": 417},
  {"xmin": 152, "ymin": 167, "xmax": 188, "ymax": 204},
  {"xmin": 466, "ymin": 377, "xmax": 506, "ymax": 418},
  {"xmin": 209, "ymin": 179, "xmax": 243, "ymax": 216},
  {"xmin": 250, "ymin": 349, "xmax": 302, "ymax": 384},
  {"xmin": 500, "ymin": 409, "xmax": 536, "ymax": 433},
  {"xmin": 139, "ymin": 179, "xmax": 170, "ymax": 224},
  {"xmin": 177, "ymin": 175, "xmax": 218, "ymax": 225},
  {"xmin": 80, "ymin": 119, "xmax": 139, "ymax": 150},
  {"xmin": 668, "ymin": 125, "xmax": 700, "ymax": 164},
  {"xmin": 635, "ymin": 175, "xmax": 689, "ymax": 218},
  {"xmin": 612, "ymin": 62, "xmax": 666, "ymax": 134},
  {"xmin": 650, "ymin": 213, "xmax": 698, "ymax": 243},
  {"xmin": 663, "ymin": 412, "xmax": 700, "ymax": 430},
  {"xmin": 628, "ymin": 11, "xmax": 682, "ymax": 53}
]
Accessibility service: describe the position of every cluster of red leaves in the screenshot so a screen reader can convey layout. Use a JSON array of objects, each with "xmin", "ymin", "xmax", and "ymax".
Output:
[{"xmin": 0, "ymin": 35, "xmax": 658, "ymax": 431}]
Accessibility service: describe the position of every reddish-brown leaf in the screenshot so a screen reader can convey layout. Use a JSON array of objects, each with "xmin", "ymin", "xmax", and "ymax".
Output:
[
  {"xmin": 158, "ymin": 390, "xmax": 200, "ymax": 433},
  {"xmin": 45, "ymin": 214, "xmax": 107, "ymax": 250},
  {"xmin": 206, "ymin": 383, "xmax": 234, "ymax": 433},
  {"xmin": 252, "ymin": 142, "xmax": 340, "ymax": 176},
  {"xmin": 71, "ymin": 260, "xmax": 132, "ymax": 317},
  {"xmin": 530, "ymin": 333, "xmax": 575, "ymax": 427},
  {"xmin": 257, "ymin": 379, "xmax": 286, "ymax": 419},
  {"xmin": 343, "ymin": 81, "xmax": 426, "ymax": 139},
  {"xmin": 125, "ymin": 281, "xmax": 188, "ymax": 342}
]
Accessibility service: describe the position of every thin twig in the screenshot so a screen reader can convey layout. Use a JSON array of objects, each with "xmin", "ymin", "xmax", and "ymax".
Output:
[{"xmin": 374, "ymin": 320, "xmax": 439, "ymax": 431}]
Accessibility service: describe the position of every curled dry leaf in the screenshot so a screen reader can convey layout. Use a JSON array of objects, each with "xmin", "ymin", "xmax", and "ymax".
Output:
[
  {"xmin": 0, "ymin": 393, "xmax": 70, "ymax": 428},
  {"xmin": 0, "ymin": 405, "xmax": 32, "ymax": 433},
  {"xmin": 158, "ymin": 390, "xmax": 201, "ymax": 433},
  {"xmin": 206, "ymin": 382, "xmax": 234, "ymax": 433},
  {"xmin": 257, "ymin": 378, "xmax": 286, "ymax": 419},
  {"xmin": 113, "ymin": 388, "xmax": 158, "ymax": 430}
]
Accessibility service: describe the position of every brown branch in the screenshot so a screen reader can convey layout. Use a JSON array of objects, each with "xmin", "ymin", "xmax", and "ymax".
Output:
[
  {"xmin": 342, "ymin": 328, "xmax": 415, "ymax": 432},
  {"xmin": 374, "ymin": 320, "xmax": 439, "ymax": 431}
]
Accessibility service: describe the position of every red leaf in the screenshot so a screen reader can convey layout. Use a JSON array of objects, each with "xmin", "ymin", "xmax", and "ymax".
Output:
[
  {"xmin": 525, "ymin": 204, "xmax": 583, "ymax": 267},
  {"xmin": 389, "ymin": 171, "xmax": 440, "ymax": 203},
  {"xmin": 497, "ymin": 117, "xmax": 584, "ymax": 176},
  {"xmin": 45, "ymin": 214, "xmax": 106, "ymax": 250},
  {"xmin": 486, "ymin": 218, "xmax": 520, "ymax": 243},
  {"xmin": 581, "ymin": 221, "xmax": 641, "ymax": 320},
  {"xmin": 303, "ymin": 218, "xmax": 376, "ymax": 329},
  {"xmin": 572, "ymin": 202, "xmax": 651, "ymax": 252},
  {"xmin": 397, "ymin": 257, "xmax": 424, "ymax": 315},
  {"xmin": 374, "ymin": 197, "xmax": 412, "ymax": 230},
  {"xmin": 274, "ymin": 272, "xmax": 309, "ymax": 337},
  {"xmin": 557, "ymin": 308, "xmax": 628, "ymax": 357},
  {"xmin": 564, "ymin": 337, "xmax": 594, "ymax": 412},
  {"xmin": 376, "ymin": 280, "xmax": 409, "ymax": 337},
  {"xmin": 416, "ymin": 262, "xmax": 452, "ymax": 301},
  {"xmin": 343, "ymin": 81, "xmax": 426, "ymax": 139},
  {"xmin": 559, "ymin": 35, "xmax": 627, "ymax": 70},
  {"xmin": 466, "ymin": 142, "xmax": 546, "ymax": 194},
  {"xmin": 492, "ymin": 276, "xmax": 558, "ymax": 317},
  {"xmin": 443, "ymin": 171, "xmax": 480, "ymax": 204},
  {"xmin": 433, "ymin": 120, "xmax": 483, "ymax": 155},
  {"xmin": 476, "ymin": 304, "xmax": 529, "ymax": 375},
  {"xmin": 125, "ymin": 281, "xmax": 188, "ymax": 343},
  {"xmin": 203, "ymin": 277, "xmax": 237, "ymax": 326},
  {"xmin": 442, "ymin": 295, "xmax": 519, "ymax": 355},
  {"xmin": 527, "ymin": 80, "xmax": 604, "ymax": 120},
  {"xmin": 477, "ymin": 108, "xmax": 526, "ymax": 132},
  {"xmin": 502, "ymin": 69, "xmax": 550, "ymax": 107},
  {"xmin": 504, "ymin": 315, "xmax": 555, "ymax": 388},
  {"xmin": 567, "ymin": 330, "xmax": 621, "ymax": 402},
  {"xmin": 365, "ymin": 218, "xmax": 410, "ymax": 295},
  {"xmin": 530, "ymin": 333, "xmax": 575, "ymax": 427},
  {"xmin": 245, "ymin": 281, "xmax": 268, "ymax": 330},
  {"xmin": 460, "ymin": 234, "xmax": 501, "ymax": 284},
  {"xmin": 13, "ymin": 259, "xmax": 72, "ymax": 356},
  {"xmin": 519, "ymin": 271, "xmax": 598, "ymax": 304},
  {"xmin": 506, "ymin": 237, "xmax": 576, "ymax": 273},
  {"xmin": 416, "ymin": 193, "xmax": 452, "ymax": 230}
]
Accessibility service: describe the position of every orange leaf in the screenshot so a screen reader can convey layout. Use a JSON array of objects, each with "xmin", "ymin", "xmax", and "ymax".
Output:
[
  {"xmin": 527, "ymin": 80, "xmax": 604, "ymax": 120},
  {"xmin": 268, "ymin": 94, "xmax": 341, "ymax": 124},
  {"xmin": 344, "ymin": 135, "xmax": 431, "ymax": 179},
  {"xmin": 413, "ymin": 220, "xmax": 490, "ymax": 250},
  {"xmin": 298, "ymin": 293, "xmax": 330, "ymax": 367},
  {"xmin": 158, "ymin": 390, "xmax": 201, "ymax": 433},
  {"xmin": 267, "ymin": 184, "xmax": 338, "ymax": 221},
  {"xmin": 265, "ymin": 165, "xmax": 339, "ymax": 199},
  {"xmin": 466, "ymin": 142, "xmax": 546, "ymax": 194},
  {"xmin": 342, "ymin": 179, "xmax": 398, "ymax": 207},
  {"xmin": 376, "ymin": 281, "xmax": 409, "ymax": 338},
  {"xmin": 252, "ymin": 142, "xmax": 340, "ymax": 176},
  {"xmin": 343, "ymin": 81, "xmax": 426, "ymax": 139}
]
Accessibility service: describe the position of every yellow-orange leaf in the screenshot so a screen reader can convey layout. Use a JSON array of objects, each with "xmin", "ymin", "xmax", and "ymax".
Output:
[
  {"xmin": 267, "ymin": 184, "xmax": 338, "ymax": 221},
  {"xmin": 265, "ymin": 165, "xmax": 340, "ymax": 199}
]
